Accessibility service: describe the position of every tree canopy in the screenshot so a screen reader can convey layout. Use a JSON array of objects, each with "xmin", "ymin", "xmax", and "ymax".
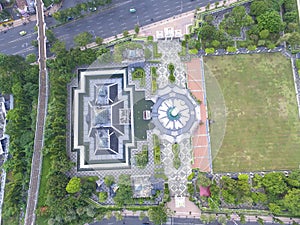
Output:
[
  {"xmin": 257, "ymin": 11, "xmax": 284, "ymax": 33},
  {"xmin": 66, "ymin": 177, "xmax": 81, "ymax": 194},
  {"xmin": 148, "ymin": 206, "xmax": 168, "ymax": 225}
]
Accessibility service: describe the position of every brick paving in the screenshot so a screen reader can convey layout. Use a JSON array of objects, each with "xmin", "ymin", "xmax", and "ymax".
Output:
[{"xmin": 186, "ymin": 58, "xmax": 212, "ymax": 172}]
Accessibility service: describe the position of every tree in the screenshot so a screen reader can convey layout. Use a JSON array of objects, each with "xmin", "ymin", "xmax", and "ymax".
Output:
[
  {"xmin": 259, "ymin": 29, "xmax": 270, "ymax": 39},
  {"xmin": 123, "ymin": 30, "xmax": 129, "ymax": 37},
  {"xmin": 269, "ymin": 203, "xmax": 282, "ymax": 215},
  {"xmin": 95, "ymin": 36, "xmax": 103, "ymax": 45},
  {"xmin": 211, "ymin": 40, "xmax": 220, "ymax": 48},
  {"xmin": 148, "ymin": 206, "xmax": 168, "ymax": 225},
  {"xmin": 25, "ymin": 53, "xmax": 36, "ymax": 63},
  {"xmin": 99, "ymin": 192, "xmax": 108, "ymax": 202},
  {"xmin": 239, "ymin": 214, "xmax": 246, "ymax": 224},
  {"xmin": 286, "ymin": 170, "xmax": 300, "ymax": 188},
  {"xmin": 74, "ymin": 32, "xmax": 93, "ymax": 49},
  {"xmin": 50, "ymin": 40, "xmax": 66, "ymax": 55},
  {"xmin": 66, "ymin": 177, "xmax": 81, "ymax": 194},
  {"xmin": 283, "ymin": 189, "xmax": 300, "ymax": 216},
  {"xmin": 261, "ymin": 172, "xmax": 288, "ymax": 201},
  {"xmin": 257, "ymin": 11, "xmax": 284, "ymax": 33},
  {"xmin": 280, "ymin": 32, "xmax": 300, "ymax": 49},
  {"xmin": 250, "ymin": 0, "xmax": 269, "ymax": 16},
  {"xmin": 45, "ymin": 29, "xmax": 57, "ymax": 43},
  {"xmin": 104, "ymin": 175, "xmax": 115, "ymax": 187},
  {"xmin": 134, "ymin": 25, "xmax": 140, "ymax": 34}
]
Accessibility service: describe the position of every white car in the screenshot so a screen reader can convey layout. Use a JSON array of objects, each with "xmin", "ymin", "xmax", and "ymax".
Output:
[
  {"xmin": 129, "ymin": 8, "xmax": 136, "ymax": 13},
  {"xmin": 19, "ymin": 31, "xmax": 27, "ymax": 36}
]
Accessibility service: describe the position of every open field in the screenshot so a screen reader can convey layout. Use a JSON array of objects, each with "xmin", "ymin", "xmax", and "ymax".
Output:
[{"xmin": 204, "ymin": 53, "xmax": 300, "ymax": 172}]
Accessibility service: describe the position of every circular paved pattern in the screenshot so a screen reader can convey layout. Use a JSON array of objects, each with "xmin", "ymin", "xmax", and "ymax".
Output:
[{"xmin": 152, "ymin": 85, "xmax": 200, "ymax": 140}]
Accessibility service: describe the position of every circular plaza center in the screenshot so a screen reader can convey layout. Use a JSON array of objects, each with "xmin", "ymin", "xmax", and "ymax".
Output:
[{"xmin": 152, "ymin": 85, "xmax": 201, "ymax": 141}]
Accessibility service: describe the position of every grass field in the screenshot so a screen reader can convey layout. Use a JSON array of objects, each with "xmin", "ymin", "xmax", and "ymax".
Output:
[{"xmin": 204, "ymin": 53, "xmax": 300, "ymax": 172}]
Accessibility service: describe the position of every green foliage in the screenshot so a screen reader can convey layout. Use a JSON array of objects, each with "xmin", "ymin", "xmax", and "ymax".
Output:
[
  {"xmin": 99, "ymin": 192, "xmax": 108, "ymax": 203},
  {"xmin": 168, "ymin": 63, "xmax": 175, "ymax": 83},
  {"xmin": 66, "ymin": 177, "xmax": 81, "ymax": 194},
  {"xmin": 226, "ymin": 46, "xmax": 237, "ymax": 52},
  {"xmin": 187, "ymin": 183, "xmax": 194, "ymax": 196},
  {"xmin": 148, "ymin": 206, "xmax": 168, "ymax": 225},
  {"xmin": 211, "ymin": 40, "xmax": 221, "ymax": 48},
  {"xmin": 172, "ymin": 143, "xmax": 181, "ymax": 169},
  {"xmin": 135, "ymin": 145, "xmax": 148, "ymax": 168},
  {"xmin": 25, "ymin": 53, "xmax": 36, "ymax": 63},
  {"xmin": 286, "ymin": 170, "xmax": 300, "ymax": 187},
  {"xmin": 145, "ymin": 47, "xmax": 152, "ymax": 59},
  {"xmin": 95, "ymin": 37, "xmax": 103, "ymax": 45},
  {"xmin": 261, "ymin": 172, "xmax": 288, "ymax": 201},
  {"xmin": 45, "ymin": 29, "xmax": 57, "ymax": 43},
  {"xmin": 37, "ymin": 46, "xmax": 97, "ymax": 223},
  {"xmin": 163, "ymin": 183, "xmax": 171, "ymax": 202},
  {"xmin": 259, "ymin": 29, "xmax": 270, "ymax": 39},
  {"xmin": 123, "ymin": 30, "xmax": 129, "ymax": 37},
  {"xmin": 135, "ymin": 25, "xmax": 140, "ymax": 34},
  {"xmin": 147, "ymin": 36, "xmax": 154, "ymax": 42},
  {"xmin": 257, "ymin": 11, "xmax": 284, "ymax": 33},
  {"xmin": 74, "ymin": 32, "xmax": 93, "ymax": 48},
  {"xmin": 104, "ymin": 175, "xmax": 115, "ymax": 187},
  {"xmin": 220, "ymin": 6, "xmax": 254, "ymax": 36},
  {"xmin": 153, "ymin": 42, "xmax": 162, "ymax": 58},
  {"xmin": 187, "ymin": 172, "xmax": 195, "ymax": 181},
  {"xmin": 188, "ymin": 48, "xmax": 198, "ymax": 55},
  {"xmin": 247, "ymin": 45, "xmax": 257, "ymax": 51},
  {"xmin": 153, "ymin": 134, "xmax": 161, "ymax": 164},
  {"xmin": 283, "ymin": 188, "xmax": 300, "ymax": 216},
  {"xmin": 257, "ymin": 217, "xmax": 264, "ymax": 225},
  {"xmin": 114, "ymin": 41, "xmax": 143, "ymax": 62},
  {"xmin": 114, "ymin": 174, "xmax": 133, "ymax": 206},
  {"xmin": 269, "ymin": 203, "xmax": 282, "ymax": 214},
  {"xmin": 205, "ymin": 48, "xmax": 215, "ymax": 54},
  {"xmin": 0, "ymin": 54, "xmax": 39, "ymax": 223},
  {"xmin": 239, "ymin": 214, "xmax": 246, "ymax": 224},
  {"xmin": 197, "ymin": 173, "xmax": 211, "ymax": 187},
  {"xmin": 132, "ymin": 68, "xmax": 146, "ymax": 87},
  {"xmin": 250, "ymin": 0, "xmax": 270, "ymax": 16}
]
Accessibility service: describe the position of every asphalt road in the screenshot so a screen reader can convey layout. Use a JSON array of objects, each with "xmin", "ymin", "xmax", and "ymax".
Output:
[
  {"xmin": 0, "ymin": 22, "xmax": 37, "ymax": 56},
  {"xmin": 0, "ymin": 0, "xmax": 214, "ymax": 56}
]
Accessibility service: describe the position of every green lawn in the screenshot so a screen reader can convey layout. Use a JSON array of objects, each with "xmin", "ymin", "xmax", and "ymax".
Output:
[
  {"xmin": 35, "ymin": 155, "xmax": 51, "ymax": 225},
  {"xmin": 204, "ymin": 53, "xmax": 300, "ymax": 172}
]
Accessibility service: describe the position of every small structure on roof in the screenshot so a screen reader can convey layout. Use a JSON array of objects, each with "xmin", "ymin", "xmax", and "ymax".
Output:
[{"xmin": 199, "ymin": 186, "xmax": 211, "ymax": 197}]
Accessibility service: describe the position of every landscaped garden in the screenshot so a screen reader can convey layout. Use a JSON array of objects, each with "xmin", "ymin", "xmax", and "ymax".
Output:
[
  {"xmin": 135, "ymin": 145, "xmax": 149, "ymax": 168},
  {"xmin": 204, "ymin": 53, "xmax": 300, "ymax": 172},
  {"xmin": 187, "ymin": 0, "xmax": 300, "ymax": 53},
  {"xmin": 132, "ymin": 67, "xmax": 146, "ymax": 87},
  {"xmin": 187, "ymin": 170, "xmax": 300, "ymax": 217}
]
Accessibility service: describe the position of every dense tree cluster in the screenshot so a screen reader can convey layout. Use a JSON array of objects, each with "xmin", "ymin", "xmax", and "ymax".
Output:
[
  {"xmin": 218, "ymin": 171, "xmax": 300, "ymax": 216},
  {"xmin": 37, "ymin": 41, "xmax": 99, "ymax": 224},
  {"xmin": 192, "ymin": 0, "xmax": 300, "ymax": 51},
  {"xmin": 0, "ymin": 54, "xmax": 39, "ymax": 224}
]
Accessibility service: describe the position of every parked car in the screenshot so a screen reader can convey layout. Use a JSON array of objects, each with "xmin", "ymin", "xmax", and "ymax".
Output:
[
  {"xmin": 129, "ymin": 8, "xmax": 136, "ymax": 13},
  {"xmin": 19, "ymin": 31, "xmax": 27, "ymax": 36}
]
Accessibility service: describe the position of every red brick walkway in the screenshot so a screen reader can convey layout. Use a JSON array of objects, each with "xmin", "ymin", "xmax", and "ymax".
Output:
[{"xmin": 186, "ymin": 58, "xmax": 211, "ymax": 172}]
